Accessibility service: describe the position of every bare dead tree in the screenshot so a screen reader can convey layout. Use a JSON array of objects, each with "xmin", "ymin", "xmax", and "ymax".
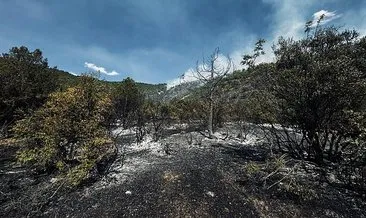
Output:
[{"xmin": 194, "ymin": 47, "xmax": 233, "ymax": 138}]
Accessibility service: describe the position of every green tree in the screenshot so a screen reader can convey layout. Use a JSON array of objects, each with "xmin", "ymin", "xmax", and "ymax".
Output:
[
  {"xmin": 144, "ymin": 101, "xmax": 172, "ymax": 141},
  {"xmin": 170, "ymin": 98, "xmax": 208, "ymax": 130},
  {"xmin": 13, "ymin": 75, "xmax": 115, "ymax": 186},
  {"xmin": 268, "ymin": 25, "xmax": 366, "ymax": 164},
  {"xmin": 112, "ymin": 77, "xmax": 144, "ymax": 129},
  {"xmin": 0, "ymin": 46, "xmax": 56, "ymax": 133}
]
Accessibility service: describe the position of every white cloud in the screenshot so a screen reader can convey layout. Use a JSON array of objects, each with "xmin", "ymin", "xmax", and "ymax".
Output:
[
  {"xmin": 84, "ymin": 62, "xmax": 119, "ymax": 76},
  {"xmin": 110, "ymin": 70, "xmax": 119, "ymax": 75},
  {"xmin": 311, "ymin": 10, "xmax": 342, "ymax": 27},
  {"xmin": 265, "ymin": 0, "xmax": 317, "ymax": 40},
  {"xmin": 63, "ymin": 44, "xmax": 187, "ymax": 83},
  {"xmin": 69, "ymin": 71, "xmax": 78, "ymax": 76},
  {"xmin": 166, "ymin": 69, "xmax": 196, "ymax": 89},
  {"xmin": 166, "ymin": 53, "xmax": 234, "ymax": 89}
]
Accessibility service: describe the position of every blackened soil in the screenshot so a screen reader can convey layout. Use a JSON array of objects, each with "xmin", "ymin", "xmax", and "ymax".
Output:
[
  {"xmin": 1, "ymin": 137, "xmax": 365, "ymax": 218},
  {"xmin": 45, "ymin": 146, "xmax": 262, "ymax": 217}
]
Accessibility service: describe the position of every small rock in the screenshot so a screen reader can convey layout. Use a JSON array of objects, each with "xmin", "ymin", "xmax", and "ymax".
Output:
[{"xmin": 125, "ymin": 191, "xmax": 132, "ymax": 195}]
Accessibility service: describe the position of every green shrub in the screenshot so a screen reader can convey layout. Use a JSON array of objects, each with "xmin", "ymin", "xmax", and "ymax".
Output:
[
  {"xmin": 112, "ymin": 77, "xmax": 144, "ymax": 129},
  {"xmin": 13, "ymin": 75, "xmax": 115, "ymax": 186},
  {"xmin": 0, "ymin": 46, "xmax": 57, "ymax": 130}
]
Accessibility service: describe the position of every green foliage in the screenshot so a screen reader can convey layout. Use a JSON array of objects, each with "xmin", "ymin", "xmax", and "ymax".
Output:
[
  {"xmin": 0, "ymin": 46, "xmax": 57, "ymax": 129},
  {"xmin": 13, "ymin": 75, "xmax": 115, "ymax": 186},
  {"xmin": 281, "ymin": 180, "xmax": 318, "ymax": 201},
  {"xmin": 112, "ymin": 77, "xmax": 144, "ymax": 129},
  {"xmin": 244, "ymin": 161, "xmax": 262, "ymax": 176},
  {"xmin": 241, "ymin": 26, "xmax": 366, "ymax": 165},
  {"xmin": 144, "ymin": 101, "xmax": 172, "ymax": 141},
  {"xmin": 230, "ymin": 90, "xmax": 278, "ymax": 124},
  {"xmin": 106, "ymin": 81, "xmax": 166, "ymax": 102},
  {"xmin": 270, "ymin": 26, "xmax": 366, "ymax": 163},
  {"xmin": 51, "ymin": 68, "xmax": 80, "ymax": 90},
  {"xmin": 170, "ymin": 98, "xmax": 208, "ymax": 128},
  {"xmin": 241, "ymin": 39, "xmax": 266, "ymax": 68},
  {"xmin": 236, "ymin": 24, "xmax": 366, "ymax": 194}
]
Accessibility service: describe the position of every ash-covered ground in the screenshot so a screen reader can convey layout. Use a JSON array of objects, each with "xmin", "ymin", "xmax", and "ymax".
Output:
[{"xmin": 1, "ymin": 124, "xmax": 365, "ymax": 217}]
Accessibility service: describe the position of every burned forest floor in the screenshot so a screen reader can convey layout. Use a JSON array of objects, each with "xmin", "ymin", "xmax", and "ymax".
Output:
[{"xmin": 1, "ymin": 124, "xmax": 366, "ymax": 217}]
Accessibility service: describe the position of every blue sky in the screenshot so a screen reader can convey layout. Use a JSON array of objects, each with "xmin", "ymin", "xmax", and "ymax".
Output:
[{"xmin": 1, "ymin": 0, "xmax": 365, "ymax": 85}]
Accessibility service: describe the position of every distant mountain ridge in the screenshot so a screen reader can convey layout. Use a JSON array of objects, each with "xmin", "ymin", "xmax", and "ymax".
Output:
[
  {"xmin": 53, "ymin": 69, "xmax": 167, "ymax": 98},
  {"xmin": 53, "ymin": 68, "xmax": 246, "ymax": 102}
]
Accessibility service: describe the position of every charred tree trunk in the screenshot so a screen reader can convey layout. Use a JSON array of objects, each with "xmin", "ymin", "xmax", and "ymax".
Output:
[
  {"xmin": 208, "ymin": 92, "xmax": 214, "ymax": 138},
  {"xmin": 208, "ymin": 64, "xmax": 215, "ymax": 138},
  {"xmin": 194, "ymin": 47, "xmax": 232, "ymax": 138}
]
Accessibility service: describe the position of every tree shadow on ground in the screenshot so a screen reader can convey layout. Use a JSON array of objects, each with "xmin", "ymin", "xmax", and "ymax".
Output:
[{"xmin": 213, "ymin": 143, "xmax": 269, "ymax": 162}]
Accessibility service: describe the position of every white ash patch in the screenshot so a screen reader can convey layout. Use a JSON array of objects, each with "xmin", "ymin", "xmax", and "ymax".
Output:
[
  {"xmin": 240, "ymin": 133, "xmax": 264, "ymax": 146},
  {"xmin": 166, "ymin": 123, "xmax": 189, "ymax": 130},
  {"xmin": 125, "ymin": 135, "xmax": 166, "ymax": 156},
  {"xmin": 258, "ymin": 123, "xmax": 297, "ymax": 132},
  {"xmin": 95, "ymin": 124, "xmax": 267, "ymax": 190},
  {"xmin": 1, "ymin": 169, "xmax": 28, "ymax": 174},
  {"xmin": 111, "ymin": 127, "xmax": 134, "ymax": 136},
  {"xmin": 205, "ymin": 130, "xmax": 264, "ymax": 148},
  {"xmin": 206, "ymin": 191, "xmax": 215, "ymax": 197},
  {"xmin": 95, "ymin": 135, "xmax": 168, "ymax": 189}
]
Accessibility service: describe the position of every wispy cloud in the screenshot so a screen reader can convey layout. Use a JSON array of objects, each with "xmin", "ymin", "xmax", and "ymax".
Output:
[
  {"xmin": 264, "ymin": 0, "xmax": 316, "ymax": 40},
  {"xmin": 69, "ymin": 71, "xmax": 78, "ymax": 76},
  {"xmin": 311, "ymin": 10, "xmax": 342, "ymax": 27},
  {"xmin": 84, "ymin": 62, "xmax": 119, "ymax": 76}
]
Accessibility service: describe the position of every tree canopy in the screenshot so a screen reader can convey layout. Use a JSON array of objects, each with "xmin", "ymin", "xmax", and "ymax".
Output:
[{"xmin": 0, "ymin": 46, "xmax": 57, "ymax": 131}]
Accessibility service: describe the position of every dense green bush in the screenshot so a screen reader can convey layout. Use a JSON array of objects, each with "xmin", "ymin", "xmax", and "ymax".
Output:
[
  {"xmin": 13, "ymin": 75, "xmax": 116, "ymax": 186},
  {"xmin": 0, "ymin": 46, "xmax": 57, "ymax": 132},
  {"xmin": 270, "ymin": 26, "xmax": 366, "ymax": 164},
  {"xmin": 144, "ymin": 101, "xmax": 173, "ymax": 141},
  {"xmin": 170, "ymin": 98, "xmax": 208, "ymax": 129},
  {"xmin": 242, "ymin": 23, "xmax": 366, "ymax": 166},
  {"xmin": 112, "ymin": 77, "xmax": 144, "ymax": 129}
]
